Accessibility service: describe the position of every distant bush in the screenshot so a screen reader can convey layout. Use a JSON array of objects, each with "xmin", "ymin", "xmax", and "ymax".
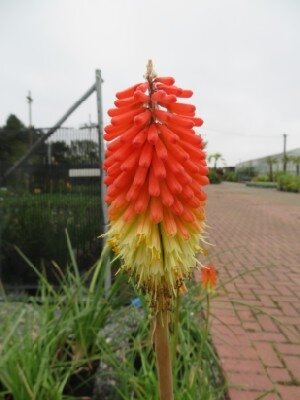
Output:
[
  {"xmin": 252, "ymin": 175, "xmax": 269, "ymax": 183},
  {"xmin": 246, "ymin": 182, "xmax": 277, "ymax": 189},
  {"xmin": 208, "ymin": 170, "xmax": 222, "ymax": 184},
  {"xmin": 277, "ymin": 174, "xmax": 300, "ymax": 193},
  {"xmin": 224, "ymin": 171, "xmax": 237, "ymax": 182},
  {"xmin": 274, "ymin": 171, "xmax": 285, "ymax": 181}
]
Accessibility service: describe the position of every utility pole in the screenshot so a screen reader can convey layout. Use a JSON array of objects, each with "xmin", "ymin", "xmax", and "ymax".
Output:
[
  {"xmin": 283, "ymin": 133, "xmax": 287, "ymax": 173},
  {"xmin": 3, "ymin": 83, "xmax": 96, "ymax": 181},
  {"xmin": 26, "ymin": 90, "xmax": 33, "ymax": 127},
  {"xmin": 26, "ymin": 91, "xmax": 33, "ymax": 147}
]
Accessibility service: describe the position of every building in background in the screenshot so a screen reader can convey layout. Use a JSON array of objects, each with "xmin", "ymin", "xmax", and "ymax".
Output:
[{"xmin": 235, "ymin": 148, "xmax": 300, "ymax": 176}]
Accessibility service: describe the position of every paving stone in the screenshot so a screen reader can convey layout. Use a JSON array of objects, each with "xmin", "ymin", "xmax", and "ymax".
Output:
[
  {"xmin": 282, "ymin": 356, "xmax": 300, "ymax": 381},
  {"xmin": 222, "ymin": 358, "xmax": 265, "ymax": 374},
  {"xmin": 267, "ymin": 367, "xmax": 291, "ymax": 383},
  {"xmin": 227, "ymin": 371, "xmax": 273, "ymax": 391},
  {"xmin": 227, "ymin": 388, "xmax": 264, "ymax": 400},
  {"xmin": 243, "ymin": 321, "xmax": 262, "ymax": 332},
  {"xmin": 276, "ymin": 384, "xmax": 300, "ymax": 400},
  {"xmin": 205, "ymin": 183, "xmax": 300, "ymax": 399},
  {"xmin": 257, "ymin": 315, "xmax": 280, "ymax": 333},
  {"xmin": 249, "ymin": 332, "xmax": 288, "ymax": 343},
  {"xmin": 276, "ymin": 343, "xmax": 300, "ymax": 356},
  {"xmin": 254, "ymin": 342, "xmax": 284, "ymax": 368}
]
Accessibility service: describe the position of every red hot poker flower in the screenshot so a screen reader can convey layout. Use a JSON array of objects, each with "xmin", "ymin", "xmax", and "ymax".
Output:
[
  {"xmin": 201, "ymin": 264, "xmax": 217, "ymax": 293},
  {"xmin": 104, "ymin": 61, "xmax": 209, "ymax": 309}
]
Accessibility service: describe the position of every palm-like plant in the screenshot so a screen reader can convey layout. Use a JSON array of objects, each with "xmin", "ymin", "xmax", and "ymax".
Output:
[
  {"xmin": 289, "ymin": 155, "xmax": 300, "ymax": 176},
  {"xmin": 266, "ymin": 156, "xmax": 278, "ymax": 181},
  {"xmin": 208, "ymin": 153, "xmax": 224, "ymax": 169}
]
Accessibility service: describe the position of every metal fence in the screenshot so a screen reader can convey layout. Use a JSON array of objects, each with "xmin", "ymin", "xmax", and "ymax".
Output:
[
  {"xmin": 0, "ymin": 127, "xmax": 102, "ymax": 287},
  {"xmin": 0, "ymin": 71, "xmax": 108, "ymax": 290},
  {"xmin": 0, "ymin": 127, "xmax": 104, "ymax": 288}
]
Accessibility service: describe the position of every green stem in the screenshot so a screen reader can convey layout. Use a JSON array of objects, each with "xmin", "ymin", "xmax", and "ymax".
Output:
[
  {"xmin": 172, "ymin": 291, "xmax": 180, "ymax": 366},
  {"xmin": 205, "ymin": 293, "xmax": 210, "ymax": 334}
]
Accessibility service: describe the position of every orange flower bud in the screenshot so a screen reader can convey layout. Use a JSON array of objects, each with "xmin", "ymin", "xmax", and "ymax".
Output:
[{"xmin": 201, "ymin": 265, "xmax": 217, "ymax": 293}]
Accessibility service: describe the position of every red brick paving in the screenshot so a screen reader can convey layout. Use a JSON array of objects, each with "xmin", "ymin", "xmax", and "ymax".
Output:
[{"xmin": 205, "ymin": 183, "xmax": 300, "ymax": 400}]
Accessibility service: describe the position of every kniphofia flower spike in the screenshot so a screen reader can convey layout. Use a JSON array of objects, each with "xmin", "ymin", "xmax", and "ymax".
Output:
[
  {"xmin": 104, "ymin": 61, "xmax": 209, "ymax": 309},
  {"xmin": 201, "ymin": 264, "xmax": 217, "ymax": 293}
]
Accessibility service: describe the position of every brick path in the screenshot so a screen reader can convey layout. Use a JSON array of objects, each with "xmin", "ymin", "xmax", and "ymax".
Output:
[{"xmin": 205, "ymin": 183, "xmax": 300, "ymax": 400}]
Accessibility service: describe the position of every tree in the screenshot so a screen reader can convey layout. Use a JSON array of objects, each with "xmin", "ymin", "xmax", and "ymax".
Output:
[
  {"xmin": 0, "ymin": 115, "xmax": 48, "ymax": 167},
  {"xmin": 67, "ymin": 140, "xmax": 99, "ymax": 164},
  {"xmin": 266, "ymin": 156, "xmax": 278, "ymax": 182},
  {"xmin": 50, "ymin": 141, "xmax": 70, "ymax": 164},
  {"xmin": 0, "ymin": 114, "xmax": 28, "ymax": 163},
  {"xmin": 289, "ymin": 155, "xmax": 300, "ymax": 176},
  {"xmin": 5, "ymin": 114, "xmax": 25, "ymax": 131},
  {"xmin": 208, "ymin": 153, "xmax": 225, "ymax": 169}
]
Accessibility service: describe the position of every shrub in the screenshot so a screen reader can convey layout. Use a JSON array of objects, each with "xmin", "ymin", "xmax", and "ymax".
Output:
[
  {"xmin": 251, "ymin": 175, "xmax": 269, "ymax": 182},
  {"xmin": 208, "ymin": 170, "xmax": 222, "ymax": 184},
  {"xmin": 274, "ymin": 171, "xmax": 285, "ymax": 182},
  {"xmin": 224, "ymin": 171, "xmax": 237, "ymax": 182},
  {"xmin": 277, "ymin": 174, "xmax": 300, "ymax": 193},
  {"xmin": 246, "ymin": 182, "xmax": 277, "ymax": 189},
  {"xmin": 0, "ymin": 242, "xmax": 122, "ymax": 399}
]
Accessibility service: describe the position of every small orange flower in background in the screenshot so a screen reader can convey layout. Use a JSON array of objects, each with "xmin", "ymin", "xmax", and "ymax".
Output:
[
  {"xmin": 103, "ymin": 60, "xmax": 209, "ymax": 309},
  {"xmin": 201, "ymin": 264, "xmax": 217, "ymax": 293}
]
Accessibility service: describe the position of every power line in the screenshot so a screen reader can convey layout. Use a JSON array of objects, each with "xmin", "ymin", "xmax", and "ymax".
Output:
[{"xmin": 202, "ymin": 127, "xmax": 297, "ymax": 139}]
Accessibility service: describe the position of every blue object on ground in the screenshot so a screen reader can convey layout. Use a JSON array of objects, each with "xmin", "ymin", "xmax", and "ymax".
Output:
[{"xmin": 131, "ymin": 297, "xmax": 142, "ymax": 308}]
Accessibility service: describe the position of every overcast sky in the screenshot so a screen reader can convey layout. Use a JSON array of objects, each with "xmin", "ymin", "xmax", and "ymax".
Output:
[{"xmin": 1, "ymin": 0, "xmax": 299, "ymax": 166}]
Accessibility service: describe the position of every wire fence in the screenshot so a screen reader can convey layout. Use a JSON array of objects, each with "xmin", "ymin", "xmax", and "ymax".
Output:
[{"xmin": 0, "ymin": 127, "xmax": 103, "ymax": 289}]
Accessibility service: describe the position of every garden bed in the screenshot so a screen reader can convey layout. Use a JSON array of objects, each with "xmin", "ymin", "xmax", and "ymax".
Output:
[
  {"xmin": 245, "ymin": 182, "xmax": 277, "ymax": 189},
  {"xmin": 0, "ymin": 256, "xmax": 228, "ymax": 400}
]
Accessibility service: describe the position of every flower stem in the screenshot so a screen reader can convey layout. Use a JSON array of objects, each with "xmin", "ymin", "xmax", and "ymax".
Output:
[
  {"xmin": 205, "ymin": 293, "xmax": 210, "ymax": 333},
  {"xmin": 172, "ymin": 291, "xmax": 180, "ymax": 366},
  {"xmin": 154, "ymin": 309, "xmax": 174, "ymax": 400}
]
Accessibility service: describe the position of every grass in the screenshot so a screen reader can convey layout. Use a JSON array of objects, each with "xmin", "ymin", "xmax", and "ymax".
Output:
[
  {"xmin": 0, "ymin": 237, "xmax": 120, "ymax": 399},
  {"xmin": 97, "ymin": 284, "xmax": 227, "ymax": 400},
  {"xmin": 0, "ymin": 238, "xmax": 227, "ymax": 400},
  {"xmin": 0, "ymin": 303, "xmax": 71, "ymax": 400}
]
